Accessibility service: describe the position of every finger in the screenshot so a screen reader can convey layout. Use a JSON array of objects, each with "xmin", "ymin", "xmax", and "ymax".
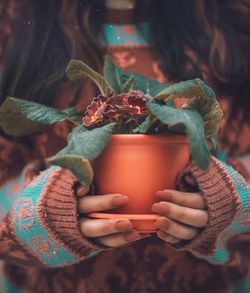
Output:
[
  {"xmin": 154, "ymin": 217, "xmax": 200, "ymax": 240},
  {"xmin": 184, "ymin": 175, "xmax": 197, "ymax": 186},
  {"xmin": 78, "ymin": 194, "xmax": 129, "ymax": 214},
  {"xmin": 156, "ymin": 190, "xmax": 206, "ymax": 209},
  {"xmin": 157, "ymin": 230, "xmax": 181, "ymax": 244},
  {"xmin": 152, "ymin": 202, "xmax": 208, "ymax": 228},
  {"xmin": 76, "ymin": 185, "xmax": 90, "ymax": 197},
  {"xmin": 95, "ymin": 230, "xmax": 151, "ymax": 248},
  {"xmin": 80, "ymin": 218, "xmax": 133, "ymax": 237}
]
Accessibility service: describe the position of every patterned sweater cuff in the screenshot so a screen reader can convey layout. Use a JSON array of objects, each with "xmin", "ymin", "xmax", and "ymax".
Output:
[
  {"xmin": 174, "ymin": 156, "xmax": 241, "ymax": 256},
  {"xmin": 10, "ymin": 166, "xmax": 108, "ymax": 268},
  {"xmin": 38, "ymin": 167, "xmax": 109, "ymax": 259}
]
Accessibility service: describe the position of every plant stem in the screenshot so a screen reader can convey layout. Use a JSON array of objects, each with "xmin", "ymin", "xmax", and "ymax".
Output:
[
  {"xmin": 147, "ymin": 117, "xmax": 159, "ymax": 133},
  {"xmin": 67, "ymin": 118, "xmax": 79, "ymax": 126}
]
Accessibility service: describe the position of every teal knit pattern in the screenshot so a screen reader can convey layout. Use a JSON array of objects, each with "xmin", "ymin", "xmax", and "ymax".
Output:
[
  {"xmin": 205, "ymin": 160, "xmax": 250, "ymax": 264},
  {"xmin": 100, "ymin": 22, "xmax": 152, "ymax": 46},
  {"xmin": 10, "ymin": 166, "xmax": 79, "ymax": 267},
  {"xmin": 2, "ymin": 277, "xmax": 22, "ymax": 293}
]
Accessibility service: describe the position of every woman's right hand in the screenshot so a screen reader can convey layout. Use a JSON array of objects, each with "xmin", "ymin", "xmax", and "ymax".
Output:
[{"xmin": 76, "ymin": 186, "xmax": 150, "ymax": 248}]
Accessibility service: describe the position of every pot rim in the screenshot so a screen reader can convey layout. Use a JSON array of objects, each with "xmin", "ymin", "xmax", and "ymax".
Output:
[{"xmin": 110, "ymin": 134, "xmax": 188, "ymax": 144}]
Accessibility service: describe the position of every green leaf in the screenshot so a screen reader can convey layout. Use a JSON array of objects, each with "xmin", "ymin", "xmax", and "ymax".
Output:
[
  {"xmin": 121, "ymin": 77, "xmax": 135, "ymax": 92},
  {"xmin": 155, "ymin": 78, "xmax": 216, "ymax": 100},
  {"xmin": 103, "ymin": 57, "xmax": 167, "ymax": 95},
  {"xmin": 210, "ymin": 135, "xmax": 218, "ymax": 155},
  {"xmin": 128, "ymin": 72, "xmax": 167, "ymax": 96},
  {"xmin": 183, "ymin": 97, "xmax": 223, "ymax": 137},
  {"xmin": 0, "ymin": 97, "xmax": 49, "ymax": 136},
  {"xmin": 133, "ymin": 116, "xmax": 152, "ymax": 134},
  {"xmin": 154, "ymin": 79, "xmax": 223, "ymax": 137},
  {"xmin": 148, "ymin": 101, "xmax": 210, "ymax": 169},
  {"xmin": 0, "ymin": 97, "xmax": 81, "ymax": 136},
  {"xmin": 48, "ymin": 154, "xmax": 93, "ymax": 187},
  {"xmin": 67, "ymin": 59, "xmax": 113, "ymax": 96},
  {"xmin": 62, "ymin": 107, "xmax": 82, "ymax": 124},
  {"xmin": 60, "ymin": 123, "xmax": 116, "ymax": 160},
  {"xmin": 13, "ymin": 97, "xmax": 71, "ymax": 125},
  {"xmin": 103, "ymin": 56, "xmax": 122, "ymax": 93}
]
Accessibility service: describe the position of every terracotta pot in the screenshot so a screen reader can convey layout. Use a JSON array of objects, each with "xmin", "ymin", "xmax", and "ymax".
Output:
[{"xmin": 89, "ymin": 134, "xmax": 190, "ymax": 232}]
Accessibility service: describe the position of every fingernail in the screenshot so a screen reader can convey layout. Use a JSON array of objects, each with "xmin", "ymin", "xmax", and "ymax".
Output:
[
  {"xmin": 140, "ymin": 233, "xmax": 151, "ymax": 239},
  {"xmin": 76, "ymin": 185, "xmax": 89, "ymax": 196},
  {"xmin": 116, "ymin": 219, "xmax": 133, "ymax": 231},
  {"xmin": 156, "ymin": 191, "xmax": 173, "ymax": 201},
  {"xmin": 151, "ymin": 202, "xmax": 168, "ymax": 214},
  {"xmin": 154, "ymin": 217, "xmax": 169, "ymax": 230},
  {"xmin": 124, "ymin": 230, "xmax": 142, "ymax": 242},
  {"xmin": 112, "ymin": 195, "xmax": 129, "ymax": 207}
]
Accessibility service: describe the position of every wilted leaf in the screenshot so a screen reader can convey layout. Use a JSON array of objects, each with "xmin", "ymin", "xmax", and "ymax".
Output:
[
  {"xmin": 183, "ymin": 96, "xmax": 223, "ymax": 137},
  {"xmin": 0, "ymin": 97, "xmax": 49, "ymax": 136},
  {"xmin": 67, "ymin": 59, "xmax": 113, "ymax": 96},
  {"xmin": 48, "ymin": 154, "xmax": 93, "ymax": 187},
  {"xmin": 148, "ymin": 101, "xmax": 210, "ymax": 169},
  {"xmin": 0, "ymin": 97, "xmax": 81, "ymax": 136},
  {"xmin": 155, "ymin": 78, "xmax": 216, "ymax": 101},
  {"xmin": 154, "ymin": 79, "xmax": 222, "ymax": 137},
  {"xmin": 13, "ymin": 98, "xmax": 72, "ymax": 125},
  {"xmin": 59, "ymin": 123, "xmax": 115, "ymax": 160}
]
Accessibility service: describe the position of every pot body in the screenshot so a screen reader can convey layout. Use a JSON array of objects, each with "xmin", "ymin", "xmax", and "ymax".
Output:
[{"xmin": 92, "ymin": 134, "xmax": 190, "ymax": 214}]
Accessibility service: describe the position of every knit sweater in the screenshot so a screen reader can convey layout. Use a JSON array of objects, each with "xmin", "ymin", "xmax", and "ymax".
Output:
[{"xmin": 1, "ymin": 9, "xmax": 250, "ymax": 293}]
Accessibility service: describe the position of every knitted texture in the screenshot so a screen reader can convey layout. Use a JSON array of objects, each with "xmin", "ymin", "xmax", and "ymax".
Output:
[
  {"xmin": 0, "ymin": 166, "xmax": 106, "ymax": 268},
  {"xmin": 176, "ymin": 156, "xmax": 241, "ymax": 256},
  {"xmin": 203, "ymin": 161, "xmax": 250, "ymax": 265},
  {"xmin": 38, "ymin": 167, "xmax": 108, "ymax": 260}
]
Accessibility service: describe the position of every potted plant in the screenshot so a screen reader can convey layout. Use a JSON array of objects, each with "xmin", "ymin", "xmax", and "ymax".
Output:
[{"xmin": 0, "ymin": 57, "xmax": 223, "ymax": 232}]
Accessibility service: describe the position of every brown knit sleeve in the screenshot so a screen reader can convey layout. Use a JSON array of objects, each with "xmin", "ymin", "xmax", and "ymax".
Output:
[
  {"xmin": 0, "ymin": 166, "xmax": 109, "ymax": 268},
  {"xmin": 174, "ymin": 156, "xmax": 241, "ymax": 256}
]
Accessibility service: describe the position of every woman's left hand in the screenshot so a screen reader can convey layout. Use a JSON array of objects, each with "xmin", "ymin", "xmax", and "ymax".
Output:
[{"xmin": 152, "ymin": 184, "xmax": 208, "ymax": 244}]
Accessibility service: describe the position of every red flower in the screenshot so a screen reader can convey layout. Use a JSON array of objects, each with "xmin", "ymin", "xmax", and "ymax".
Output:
[
  {"xmin": 82, "ymin": 95, "xmax": 108, "ymax": 126},
  {"xmin": 117, "ymin": 91, "xmax": 151, "ymax": 116},
  {"xmin": 82, "ymin": 91, "xmax": 152, "ymax": 126}
]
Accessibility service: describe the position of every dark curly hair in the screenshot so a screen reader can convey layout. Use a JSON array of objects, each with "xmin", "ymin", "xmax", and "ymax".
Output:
[{"xmin": 1, "ymin": 0, "xmax": 250, "ymax": 130}]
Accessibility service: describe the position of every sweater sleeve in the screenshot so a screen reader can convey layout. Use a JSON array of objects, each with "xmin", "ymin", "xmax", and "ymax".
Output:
[
  {"xmin": 0, "ymin": 165, "xmax": 108, "ymax": 268},
  {"xmin": 175, "ymin": 155, "xmax": 250, "ymax": 266}
]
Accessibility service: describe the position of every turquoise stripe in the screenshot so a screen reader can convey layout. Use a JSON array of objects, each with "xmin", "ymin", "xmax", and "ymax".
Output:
[
  {"xmin": 0, "ymin": 174, "xmax": 26, "ymax": 213},
  {"xmin": 216, "ymin": 150, "xmax": 228, "ymax": 162},
  {"xmin": 205, "ymin": 247, "xmax": 230, "ymax": 264},
  {"xmin": 0, "ymin": 192, "xmax": 11, "ymax": 212},
  {"xmin": 11, "ymin": 167, "xmax": 78, "ymax": 267},
  {"xmin": 101, "ymin": 22, "xmax": 152, "ymax": 45},
  {"xmin": 2, "ymin": 277, "xmax": 22, "ymax": 293},
  {"xmin": 205, "ymin": 160, "xmax": 250, "ymax": 264},
  {"xmin": 231, "ymin": 279, "xmax": 250, "ymax": 293}
]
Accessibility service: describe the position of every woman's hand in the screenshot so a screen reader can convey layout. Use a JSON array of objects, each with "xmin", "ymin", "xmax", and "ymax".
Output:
[
  {"xmin": 76, "ymin": 186, "xmax": 149, "ymax": 248},
  {"xmin": 152, "ymin": 177, "xmax": 208, "ymax": 244}
]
